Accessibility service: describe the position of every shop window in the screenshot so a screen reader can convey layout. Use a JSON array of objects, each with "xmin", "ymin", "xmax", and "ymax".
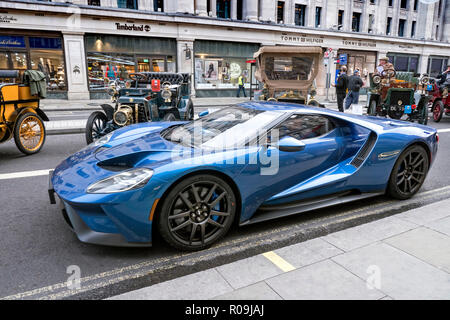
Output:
[
  {"xmin": 398, "ymin": 19, "xmax": 406, "ymax": 37},
  {"xmin": 154, "ymin": 0, "xmax": 164, "ymax": 12},
  {"xmin": 387, "ymin": 54, "xmax": 419, "ymax": 73},
  {"xmin": 352, "ymin": 12, "xmax": 361, "ymax": 32},
  {"xmin": 87, "ymin": 53, "xmax": 135, "ymax": 90},
  {"xmin": 216, "ymin": 0, "xmax": 231, "ymax": 19},
  {"xmin": 117, "ymin": 0, "xmax": 138, "ymax": 10},
  {"xmin": 295, "ymin": 4, "xmax": 306, "ymax": 26},
  {"xmin": 88, "ymin": 0, "xmax": 100, "ymax": 5},
  {"xmin": 428, "ymin": 57, "xmax": 448, "ymax": 77},
  {"xmin": 277, "ymin": 1, "xmax": 284, "ymax": 24},
  {"xmin": 30, "ymin": 50, "xmax": 66, "ymax": 91},
  {"xmin": 0, "ymin": 53, "xmax": 8, "ymax": 69},
  {"xmin": 315, "ymin": 7, "xmax": 321, "ymax": 28}
]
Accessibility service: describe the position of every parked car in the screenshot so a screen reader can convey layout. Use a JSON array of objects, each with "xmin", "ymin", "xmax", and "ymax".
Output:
[
  {"xmin": 0, "ymin": 70, "xmax": 49, "ymax": 155},
  {"xmin": 49, "ymin": 102, "xmax": 438, "ymax": 250},
  {"xmin": 85, "ymin": 72, "xmax": 194, "ymax": 144},
  {"xmin": 427, "ymin": 77, "xmax": 450, "ymax": 122}
]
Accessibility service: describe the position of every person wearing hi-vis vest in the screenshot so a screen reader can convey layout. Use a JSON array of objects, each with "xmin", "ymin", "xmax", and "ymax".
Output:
[{"xmin": 236, "ymin": 74, "xmax": 247, "ymax": 97}]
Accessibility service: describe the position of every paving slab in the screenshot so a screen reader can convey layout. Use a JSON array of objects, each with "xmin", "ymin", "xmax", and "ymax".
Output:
[
  {"xmin": 322, "ymin": 216, "xmax": 417, "ymax": 252},
  {"xmin": 265, "ymin": 259, "xmax": 384, "ymax": 300},
  {"xmin": 212, "ymin": 282, "xmax": 282, "ymax": 300},
  {"xmin": 273, "ymin": 238, "xmax": 343, "ymax": 268},
  {"xmin": 108, "ymin": 268, "xmax": 233, "ymax": 300},
  {"xmin": 332, "ymin": 242, "xmax": 450, "ymax": 300},
  {"xmin": 384, "ymin": 227, "xmax": 450, "ymax": 273},
  {"xmin": 395, "ymin": 199, "xmax": 450, "ymax": 226},
  {"xmin": 216, "ymin": 254, "xmax": 284, "ymax": 290},
  {"xmin": 426, "ymin": 216, "xmax": 450, "ymax": 237}
]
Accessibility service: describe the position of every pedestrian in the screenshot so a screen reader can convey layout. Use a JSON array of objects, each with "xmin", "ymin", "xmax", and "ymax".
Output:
[
  {"xmin": 332, "ymin": 66, "xmax": 348, "ymax": 112},
  {"xmin": 236, "ymin": 74, "xmax": 247, "ymax": 97},
  {"xmin": 437, "ymin": 63, "xmax": 450, "ymax": 98},
  {"xmin": 345, "ymin": 70, "xmax": 364, "ymax": 111}
]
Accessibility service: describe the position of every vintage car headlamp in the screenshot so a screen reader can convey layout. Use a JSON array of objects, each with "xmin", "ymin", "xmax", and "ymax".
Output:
[
  {"xmin": 87, "ymin": 168, "xmax": 154, "ymax": 194},
  {"xmin": 161, "ymin": 87, "xmax": 172, "ymax": 101},
  {"xmin": 113, "ymin": 106, "xmax": 133, "ymax": 126},
  {"xmin": 372, "ymin": 75, "xmax": 382, "ymax": 85},
  {"xmin": 420, "ymin": 76, "xmax": 429, "ymax": 85}
]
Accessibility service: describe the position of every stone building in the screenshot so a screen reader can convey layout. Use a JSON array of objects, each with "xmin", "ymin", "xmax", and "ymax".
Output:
[{"xmin": 0, "ymin": 0, "xmax": 448, "ymax": 99}]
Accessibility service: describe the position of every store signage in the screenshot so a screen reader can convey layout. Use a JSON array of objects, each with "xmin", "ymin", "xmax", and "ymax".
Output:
[
  {"xmin": 0, "ymin": 15, "xmax": 17, "ymax": 24},
  {"xmin": 0, "ymin": 36, "xmax": 26, "ymax": 48},
  {"xmin": 339, "ymin": 54, "xmax": 348, "ymax": 65},
  {"xmin": 280, "ymin": 35, "xmax": 324, "ymax": 44},
  {"xmin": 115, "ymin": 23, "xmax": 151, "ymax": 32},
  {"xmin": 342, "ymin": 39, "xmax": 376, "ymax": 48},
  {"xmin": 246, "ymin": 59, "xmax": 256, "ymax": 64}
]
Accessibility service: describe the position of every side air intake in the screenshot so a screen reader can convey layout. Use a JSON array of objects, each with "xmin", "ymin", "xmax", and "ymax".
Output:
[{"xmin": 350, "ymin": 132, "xmax": 377, "ymax": 168}]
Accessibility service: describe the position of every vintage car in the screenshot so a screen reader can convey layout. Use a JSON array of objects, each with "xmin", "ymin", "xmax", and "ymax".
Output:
[
  {"xmin": 254, "ymin": 46, "xmax": 324, "ymax": 107},
  {"xmin": 427, "ymin": 77, "xmax": 450, "ymax": 122},
  {"xmin": 367, "ymin": 71, "xmax": 430, "ymax": 125},
  {"xmin": 49, "ymin": 102, "xmax": 437, "ymax": 250},
  {"xmin": 85, "ymin": 72, "xmax": 194, "ymax": 144},
  {"xmin": 0, "ymin": 70, "xmax": 49, "ymax": 155}
]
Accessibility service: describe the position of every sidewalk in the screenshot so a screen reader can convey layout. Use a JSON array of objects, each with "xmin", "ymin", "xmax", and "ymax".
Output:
[{"xmin": 109, "ymin": 199, "xmax": 450, "ymax": 300}]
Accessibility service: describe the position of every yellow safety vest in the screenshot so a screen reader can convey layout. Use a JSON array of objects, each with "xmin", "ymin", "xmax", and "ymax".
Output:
[{"xmin": 238, "ymin": 76, "xmax": 244, "ymax": 86}]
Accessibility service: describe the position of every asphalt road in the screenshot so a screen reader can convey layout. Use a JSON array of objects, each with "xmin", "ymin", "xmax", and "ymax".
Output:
[{"xmin": 0, "ymin": 115, "xmax": 450, "ymax": 300}]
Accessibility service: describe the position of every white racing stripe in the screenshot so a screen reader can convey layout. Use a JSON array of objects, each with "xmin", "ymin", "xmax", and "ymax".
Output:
[{"xmin": 0, "ymin": 169, "xmax": 52, "ymax": 180}]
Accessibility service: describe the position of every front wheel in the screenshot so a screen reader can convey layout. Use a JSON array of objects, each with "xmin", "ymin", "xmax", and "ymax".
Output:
[
  {"xmin": 432, "ymin": 100, "xmax": 444, "ymax": 123},
  {"xmin": 387, "ymin": 145, "xmax": 429, "ymax": 200},
  {"xmin": 86, "ymin": 111, "xmax": 108, "ymax": 145},
  {"xmin": 158, "ymin": 174, "xmax": 236, "ymax": 251},
  {"xmin": 14, "ymin": 112, "xmax": 46, "ymax": 155}
]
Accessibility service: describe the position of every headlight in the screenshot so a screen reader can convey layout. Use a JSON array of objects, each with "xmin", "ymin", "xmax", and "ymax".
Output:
[
  {"xmin": 87, "ymin": 168, "xmax": 154, "ymax": 194},
  {"xmin": 161, "ymin": 88, "xmax": 172, "ymax": 101}
]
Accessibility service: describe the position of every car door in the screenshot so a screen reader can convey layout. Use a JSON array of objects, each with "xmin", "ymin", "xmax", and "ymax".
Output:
[{"xmin": 238, "ymin": 113, "xmax": 344, "ymax": 221}]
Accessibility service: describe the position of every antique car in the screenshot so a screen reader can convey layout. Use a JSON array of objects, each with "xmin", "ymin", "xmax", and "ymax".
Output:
[
  {"xmin": 253, "ymin": 46, "xmax": 324, "ymax": 107},
  {"xmin": 0, "ymin": 70, "xmax": 49, "ymax": 155},
  {"xmin": 367, "ymin": 71, "xmax": 430, "ymax": 125},
  {"xmin": 49, "ymin": 102, "xmax": 437, "ymax": 250},
  {"xmin": 85, "ymin": 72, "xmax": 194, "ymax": 144},
  {"xmin": 427, "ymin": 77, "xmax": 450, "ymax": 122}
]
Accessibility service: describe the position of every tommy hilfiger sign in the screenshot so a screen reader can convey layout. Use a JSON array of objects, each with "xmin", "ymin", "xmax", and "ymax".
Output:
[{"xmin": 115, "ymin": 23, "xmax": 151, "ymax": 32}]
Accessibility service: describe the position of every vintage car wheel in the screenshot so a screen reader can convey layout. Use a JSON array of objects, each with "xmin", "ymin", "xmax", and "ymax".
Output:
[
  {"xmin": 387, "ymin": 145, "xmax": 429, "ymax": 200},
  {"xmin": 158, "ymin": 174, "xmax": 236, "ymax": 251},
  {"xmin": 388, "ymin": 107, "xmax": 403, "ymax": 120},
  {"xmin": 86, "ymin": 111, "xmax": 108, "ymax": 145},
  {"xmin": 307, "ymin": 100, "xmax": 319, "ymax": 107},
  {"xmin": 163, "ymin": 112, "xmax": 177, "ymax": 122},
  {"xmin": 432, "ymin": 100, "xmax": 444, "ymax": 123},
  {"xmin": 368, "ymin": 99, "xmax": 378, "ymax": 116},
  {"xmin": 418, "ymin": 104, "xmax": 429, "ymax": 125},
  {"xmin": 13, "ymin": 112, "xmax": 46, "ymax": 155}
]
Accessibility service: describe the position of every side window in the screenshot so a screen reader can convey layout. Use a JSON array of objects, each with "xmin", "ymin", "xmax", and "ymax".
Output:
[{"xmin": 274, "ymin": 114, "xmax": 335, "ymax": 140}]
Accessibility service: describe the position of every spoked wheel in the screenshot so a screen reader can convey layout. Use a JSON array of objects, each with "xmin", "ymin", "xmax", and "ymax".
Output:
[
  {"xmin": 433, "ymin": 100, "xmax": 444, "ymax": 123},
  {"xmin": 86, "ymin": 111, "xmax": 108, "ymax": 144},
  {"xmin": 388, "ymin": 108, "xmax": 403, "ymax": 120},
  {"xmin": 158, "ymin": 174, "xmax": 236, "ymax": 251},
  {"xmin": 14, "ymin": 112, "xmax": 46, "ymax": 155},
  {"xmin": 387, "ymin": 145, "xmax": 429, "ymax": 200}
]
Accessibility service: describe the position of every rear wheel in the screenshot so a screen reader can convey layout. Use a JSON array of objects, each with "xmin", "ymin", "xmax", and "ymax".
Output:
[
  {"xmin": 158, "ymin": 174, "xmax": 236, "ymax": 251},
  {"xmin": 86, "ymin": 111, "xmax": 108, "ymax": 145},
  {"xmin": 432, "ymin": 100, "xmax": 444, "ymax": 123},
  {"xmin": 163, "ymin": 112, "xmax": 177, "ymax": 121},
  {"xmin": 387, "ymin": 145, "xmax": 429, "ymax": 200},
  {"xmin": 14, "ymin": 112, "xmax": 46, "ymax": 155}
]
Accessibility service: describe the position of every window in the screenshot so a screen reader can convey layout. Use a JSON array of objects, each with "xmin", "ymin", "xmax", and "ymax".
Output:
[
  {"xmin": 216, "ymin": 0, "xmax": 231, "ymax": 19},
  {"xmin": 277, "ymin": 1, "xmax": 284, "ymax": 23},
  {"xmin": 411, "ymin": 21, "xmax": 416, "ymax": 38},
  {"xmin": 370, "ymin": 0, "xmax": 376, "ymax": 3},
  {"xmin": 315, "ymin": 7, "xmax": 322, "ymax": 28},
  {"xmin": 294, "ymin": 4, "xmax": 306, "ymax": 26},
  {"xmin": 386, "ymin": 17, "xmax": 392, "ymax": 35},
  {"xmin": 274, "ymin": 115, "xmax": 335, "ymax": 141},
  {"xmin": 352, "ymin": 12, "xmax": 361, "ymax": 32},
  {"xmin": 387, "ymin": 54, "xmax": 419, "ymax": 73},
  {"xmin": 413, "ymin": 0, "xmax": 418, "ymax": 10},
  {"xmin": 398, "ymin": 19, "xmax": 406, "ymax": 37},
  {"xmin": 400, "ymin": 0, "xmax": 408, "ymax": 9},
  {"xmin": 88, "ymin": 0, "xmax": 100, "ymax": 5},
  {"xmin": 154, "ymin": 0, "xmax": 164, "ymax": 12},
  {"xmin": 237, "ymin": 0, "xmax": 243, "ymax": 20},
  {"xmin": 368, "ymin": 14, "xmax": 374, "ymax": 33},
  {"xmin": 388, "ymin": 0, "xmax": 393, "ymax": 6},
  {"xmin": 338, "ymin": 10, "xmax": 344, "ymax": 30},
  {"xmin": 427, "ymin": 56, "xmax": 449, "ymax": 77},
  {"xmin": 264, "ymin": 56, "xmax": 315, "ymax": 81},
  {"xmin": 117, "ymin": 0, "xmax": 138, "ymax": 9}
]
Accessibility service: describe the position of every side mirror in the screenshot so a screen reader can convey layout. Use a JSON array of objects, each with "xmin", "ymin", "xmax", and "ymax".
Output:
[
  {"xmin": 274, "ymin": 136, "xmax": 305, "ymax": 152},
  {"xmin": 198, "ymin": 110, "xmax": 209, "ymax": 118}
]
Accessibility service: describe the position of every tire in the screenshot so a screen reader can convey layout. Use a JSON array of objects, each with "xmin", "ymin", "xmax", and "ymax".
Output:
[
  {"xmin": 432, "ymin": 100, "xmax": 444, "ymax": 123},
  {"xmin": 418, "ymin": 103, "xmax": 429, "ymax": 125},
  {"xmin": 163, "ymin": 112, "xmax": 177, "ymax": 121},
  {"xmin": 387, "ymin": 145, "xmax": 429, "ymax": 200},
  {"xmin": 307, "ymin": 100, "xmax": 319, "ymax": 107},
  {"xmin": 13, "ymin": 112, "xmax": 46, "ymax": 155},
  {"xmin": 86, "ymin": 111, "xmax": 108, "ymax": 145},
  {"xmin": 186, "ymin": 101, "xmax": 194, "ymax": 120},
  {"xmin": 158, "ymin": 174, "xmax": 237, "ymax": 251},
  {"xmin": 368, "ymin": 99, "xmax": 378, "ymax": 116}
]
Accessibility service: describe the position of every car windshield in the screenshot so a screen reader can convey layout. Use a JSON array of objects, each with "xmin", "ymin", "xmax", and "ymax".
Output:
[{"xmin": 161, "ymin": 106, "xmax": 283, "ymax": 149}]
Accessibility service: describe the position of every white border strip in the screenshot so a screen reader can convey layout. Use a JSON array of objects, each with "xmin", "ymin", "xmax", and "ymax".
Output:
[{"xmin": 0, "ymin": 169, "xmax": 52, "ymax": 180}]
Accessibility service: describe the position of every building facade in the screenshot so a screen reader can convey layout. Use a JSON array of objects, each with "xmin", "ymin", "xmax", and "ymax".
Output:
[{"xmin": 0, "ymin": 0, "xmax": 448, "ymax": 99}]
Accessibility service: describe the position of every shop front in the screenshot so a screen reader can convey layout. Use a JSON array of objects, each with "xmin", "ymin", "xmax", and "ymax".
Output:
[
  {"xmin": 336, "ymin": 49, "xmax": 377, "ymax": 87},
  {"xmin": 0, "ymin": 31, "xmax": 67, "ymax": 98},
  {"xmin": 84, "ymin": 34, "xmax": 177, "ymax": 99},
  {"xmin": 194, "ymin": 40, "xmax": 260, "ymax": 97}
]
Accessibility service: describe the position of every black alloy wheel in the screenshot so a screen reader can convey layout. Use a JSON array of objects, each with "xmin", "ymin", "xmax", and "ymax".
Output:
[
  {"xmin": 158, "ymin": 174, "xmax": 236, "ymax": 251},
  {"xmin": 86, "ymin": 111, "xmax": 108, "ymax": 145},
  {"xmin": 387, "ymin": 145, "xmax": 429, "ymax": 200}
]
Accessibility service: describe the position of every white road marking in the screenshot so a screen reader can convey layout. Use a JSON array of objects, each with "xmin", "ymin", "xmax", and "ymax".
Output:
[
  {"xmin": 437, "ymin": 128, "xmax": 450, "ymax": 133},
  {"xmin": 0, "ymin": 169, "xmax": 52, "ymax": 180}
]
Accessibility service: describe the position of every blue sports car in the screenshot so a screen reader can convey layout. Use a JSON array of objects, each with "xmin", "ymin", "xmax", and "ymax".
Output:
[{"xmin": 49, "ymin": 102, "xmax": 438, "ymax": 250}]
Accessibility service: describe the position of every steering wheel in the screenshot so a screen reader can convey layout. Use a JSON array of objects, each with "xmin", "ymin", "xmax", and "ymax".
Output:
[
  {"xmin": 382, "ymin": 70, "xmax": 396, "ymax": 78},
  {"xmin": 129, "ymin": 73, "xmax": 148, "ymax": 82}
]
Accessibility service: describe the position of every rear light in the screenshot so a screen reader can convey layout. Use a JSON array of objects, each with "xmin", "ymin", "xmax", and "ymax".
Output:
[
  {"xmin": 436, "ymin": 133, "xmax": 439, "ymax": 143},
  {"xmin": 411, "ymin": 104, "xmax": 417, "ymax": 109}
]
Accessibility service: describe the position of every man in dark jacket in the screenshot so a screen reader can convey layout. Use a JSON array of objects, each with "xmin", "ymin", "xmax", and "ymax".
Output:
[
  {"xmin": 333, "ymin": 66, "xmax": 348, "ymax": 112},
  {"xmin": 345, "ymin": 70, "xmax": 364, "ymax": 110}
]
